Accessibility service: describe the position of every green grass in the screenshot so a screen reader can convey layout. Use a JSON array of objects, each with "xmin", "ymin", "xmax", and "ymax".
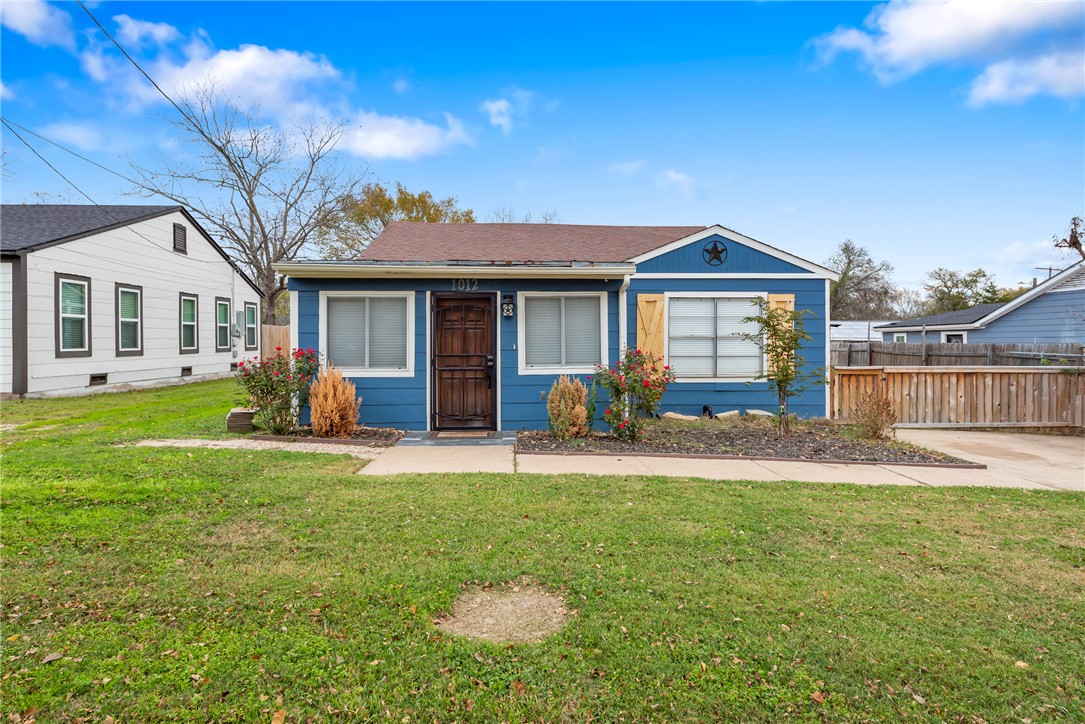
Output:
[{"xmin": 2, "ymin": 381, "xmax": 1083, "ymax": 721}]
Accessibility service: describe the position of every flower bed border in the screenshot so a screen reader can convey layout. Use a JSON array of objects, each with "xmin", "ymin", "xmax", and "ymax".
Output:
[{"xmin": 512, "ymin": 443, "xmax": 987, "ymax": 469}]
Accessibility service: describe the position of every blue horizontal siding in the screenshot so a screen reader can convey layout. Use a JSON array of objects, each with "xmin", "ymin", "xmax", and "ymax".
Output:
[
  {"xmin": 636, "ymin": 233, "xmax": 809, "ymax": 275},
  {"xmin": 289, "ymin": 273, "xmax": 830, "ymax": 428},
  {"xmin": 627, "ymin": 277, "xmax": 829, "ymax": 419},
  {"xmin": 970, "ymin": 290, "xmax": 1085, "ymax": 343}
]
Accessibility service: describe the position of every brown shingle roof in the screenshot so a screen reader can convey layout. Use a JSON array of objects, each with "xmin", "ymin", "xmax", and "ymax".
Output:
[{"xmin": 358, "ymin": 222, "xmax": 705, "ymax": 263}]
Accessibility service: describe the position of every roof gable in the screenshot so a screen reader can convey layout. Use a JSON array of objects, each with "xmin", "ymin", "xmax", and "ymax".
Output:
[
  {"xmin": 0, "ymin": 204, "xmax": 180, "ymax": 253},
  {"xmin": 360, "ymin": 222, "xmax": 704, "ymax": 264},
  {"xmin": 972, "ymin": 259, "xmax": 1085, "ymax": 327}
]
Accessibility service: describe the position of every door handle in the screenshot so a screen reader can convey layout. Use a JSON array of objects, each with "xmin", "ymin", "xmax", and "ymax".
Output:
[{"xmin": 486, "ymin": 355, "xmax": 495, "ymax": 388}]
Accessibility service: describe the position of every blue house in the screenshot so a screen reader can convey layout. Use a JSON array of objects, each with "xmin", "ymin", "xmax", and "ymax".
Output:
[
  {"xmin": 876, "ymin": 260, "xmax": 1085, "ymax": 344},
  {"xmin": 276, "ymin": 223, "xmax": 838, "ymax": 431}
]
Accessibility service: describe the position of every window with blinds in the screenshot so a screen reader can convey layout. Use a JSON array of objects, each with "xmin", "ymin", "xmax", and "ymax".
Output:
[
  {"xmin": 59, "ymin": 278, "xmax": 88, "ymax": 352},
  {"xmin": 117, "ymin": 286, "xmax": 141, "ymax": 352},
  {"xmin": 180, "ymin": 295, "xmax": 198, "ymax": 352},
  {"xmin": 326, "ymin": 295, "xmax": 409, "ymax": 371},
  {"xmin": 522, "ymin": 294, "xmax": 603, "ymax": 370},
  {"xmin": 667, "ymin": 297, "xmax": 762, "ymax": 378},
  {"xmin": 216, "ymin": 299, "xmax": 231, "ymax": 351},
  {"xmin": 245, "ymin": 303, "xmax": 258, "ymax": 349}
]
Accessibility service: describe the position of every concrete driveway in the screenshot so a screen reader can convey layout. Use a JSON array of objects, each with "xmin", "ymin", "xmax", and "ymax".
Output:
[{"xmin": 894, "ymin": 429, "xmax": 1083, "ymax": 492}]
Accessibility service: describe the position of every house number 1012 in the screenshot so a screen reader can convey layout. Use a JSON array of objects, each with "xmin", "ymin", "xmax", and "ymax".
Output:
[{"xmin": 450, "ymin": 278, "xmax": 479, "ymax": 291}]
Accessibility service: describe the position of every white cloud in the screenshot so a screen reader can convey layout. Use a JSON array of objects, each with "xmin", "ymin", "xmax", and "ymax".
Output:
[
  {"xmin": 392, "ymin": 77, "xmax": 409, "ymax": 94},
  {"xmin": 609, "ymin": 160, "xmax": 644, "ymax": 176},
  {"xmin": 0, "ymin": 80, "xmax": 13, "ymax": 101},
  {"xmin": 40, "ymin": 121, "xmax": 102, "ymax": 151},
  {"xmin": 480, "ymin": 98, "xmax": 513, "ymax": 135},
  {"xmin": 815, "ymin": 0, "xmax": 1084, "ymax": 105},
  {"xmin": 658, "ymin": 169, "xmax": 695, "ymax": 196},
  {"xmin": 340, "ymin": 110, "xmax": 472, "ymax": 160},
  {"xmin": 0, "ymin": 0, "xmax": 75, "ymax": 50},
  {"xmin": 480, "ymin": 86, "xmax": 536, "ymax": 135},
  {"xmin": 113, "ymin": 14, "xmax": 181, "ymax": 47},
  {"xmin": 816, "ymin": 0, "xmax": 1080, "ymax": 81},
  {"xmin": 969, "ymin": 52, "xmax": 1085, "ymax": 106}
]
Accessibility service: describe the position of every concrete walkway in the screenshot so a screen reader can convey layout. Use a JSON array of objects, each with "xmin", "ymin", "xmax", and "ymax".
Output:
[{"xmin": 356, "ymin": 430, "xmax": 1083, "ymax": 491}]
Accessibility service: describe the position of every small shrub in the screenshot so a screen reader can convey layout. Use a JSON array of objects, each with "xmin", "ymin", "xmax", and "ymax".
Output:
[
  {"xmin": 310, "ymin": 366, "xmax": 362, "ymax": 438},
  {"xmin": 593, "ymin": 348, "xmax": 676, "ymax": 441},
  {"xmin": 547, "ymin": 375, "xmax": 589, "ymax": 440},
  {"xmin": 236, "ymin": 347, "xmax": 318, "ymax": 435},
  {"xmin": 852, "ymin": 391, "xmax": 897, "ymax": 440}
]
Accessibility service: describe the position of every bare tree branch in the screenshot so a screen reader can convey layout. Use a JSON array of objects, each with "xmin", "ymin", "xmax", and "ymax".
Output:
[{"xmin": 128, "ymin": 83, "xmax": 363, "ymax": 322}]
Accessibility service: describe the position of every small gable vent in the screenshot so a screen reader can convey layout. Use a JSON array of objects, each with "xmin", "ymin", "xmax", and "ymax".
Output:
[
  {"xmin": 173, "ymin": 223, "xmax": 188, "ymax": 254},
  {"xmin": 89, "ymin": 373, "xmax": 108, "ymax": 386}
]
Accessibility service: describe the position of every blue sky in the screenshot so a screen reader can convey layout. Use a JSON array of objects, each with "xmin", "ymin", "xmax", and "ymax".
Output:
[{"xmin": 2, "ymin": 1, "xmax": 1083, "ymax": 289}]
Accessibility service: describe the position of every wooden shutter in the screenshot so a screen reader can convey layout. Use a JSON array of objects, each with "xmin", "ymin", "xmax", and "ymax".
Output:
[
  {"xmin": 764, "ymin": 294, "xmax": 795, "ymax": 374},
  {"xmin": 636, "ymin": 294, "xmax": 665, "ymax": 359}
]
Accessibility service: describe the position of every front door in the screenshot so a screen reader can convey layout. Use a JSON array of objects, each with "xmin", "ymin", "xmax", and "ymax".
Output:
[{"xmin": 432, "ymin": 295, "xmax": 496, "ymax": 429}]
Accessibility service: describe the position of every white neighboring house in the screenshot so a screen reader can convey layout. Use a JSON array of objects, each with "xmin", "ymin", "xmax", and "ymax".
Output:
[{"xmin": 1, "ymin": 204, "xmax": 263, "ymax": 398}]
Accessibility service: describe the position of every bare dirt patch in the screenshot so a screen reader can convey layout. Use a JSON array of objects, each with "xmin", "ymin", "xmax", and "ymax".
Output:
[{"xmin": 436, "ymin": 583, "xmax": 569, "ymax": 644}]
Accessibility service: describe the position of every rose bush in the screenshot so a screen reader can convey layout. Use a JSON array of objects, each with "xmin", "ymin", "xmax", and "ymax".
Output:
[
  {"xmin": 236, "ymin": 346, "xmax": 319, "ymax": 435},
  {"xmin": 593, "ymin": 348, "xmax": 676, "ymax": 441}
]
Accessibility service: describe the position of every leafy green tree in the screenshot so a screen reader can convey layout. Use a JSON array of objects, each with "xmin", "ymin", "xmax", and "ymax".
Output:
[
  {"xmin": 741, "ymin": 300, "xmax": 824, "ymax": 436},
  {"xmin": 317, "ymin": 182, "xmax": 475, "ymax": 259},
  {"xmin": 922, "ymin": 268, "xmax": 1001, "ymax": 314},
  {"xmin": 825, "ymin": 240, "xmax": 897, "ymax": 320}
]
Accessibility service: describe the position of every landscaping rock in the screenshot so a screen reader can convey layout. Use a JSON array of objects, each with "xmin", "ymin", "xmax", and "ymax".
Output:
[
  {"xmin": 714, "ymin": 410, "xmax": 740, "ymax": 420},
  {"xmin": 226, "ymin": 407, "xmax": 255, "ymax": 433},
  {"xmin": 662, "ymin": 412, "xmax": 700, "ymax": 422},
  {"xmin": 744, "ymin": 409, "xmax": 775, "ymax": 417}
]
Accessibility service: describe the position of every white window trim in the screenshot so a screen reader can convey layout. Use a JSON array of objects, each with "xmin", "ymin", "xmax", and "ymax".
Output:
[
  {"xmin": 180, "ymin": 294, "xmax": 199, "ymax": 352},
  {"xmin": 319, "ymin": 290, "xmax": 415, "ymax": 378},
  {"xmin": 118, "ymin": 287, "xmax": 142, "ymax": 352},
  {"xmin": 893, "ymin": 332, "xmax": 907, "ymax": 343},
  {"xmin": 517, "ymin": 291, "xmax": 609, "ymax": 376},
  {"xmin": 941, "ymin": 330, "xmax": 968, "ymax": 343},
  {"xmin": 59, "ymin": 279, "xmax": 89, "ymax": 352},
  {"xmin": 244, "ymin": 302, "xmax": 259, "ymax": 349},
  {"xmin": 663, "ymin": 291, "xmax": 768, "ymax": 384}
]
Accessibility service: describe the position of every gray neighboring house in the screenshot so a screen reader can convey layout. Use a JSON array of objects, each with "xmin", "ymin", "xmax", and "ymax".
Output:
[
  {"xmin": 875, "ymin": 260, "xmax": 1085, "ymax": 344},
  {"xmin": 1, "ymin": 204, "xmax": 262, "ymax": 398}
]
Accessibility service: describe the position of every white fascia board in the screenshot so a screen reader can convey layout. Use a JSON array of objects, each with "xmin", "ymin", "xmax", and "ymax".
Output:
[
  {"xmin": 625, "ymin": 225, "xmax": 841, "ymax": 281},
  {"xmin": 972, "ymin": 260, "xmax": 1085, "ymax": 326},
  {"xmin": 273, "ymin": 262, "xmax": 636, "ymax": 280},
  {"xmin": 874, "ymin": 324, "xmax": 981, "ymax": 333}
]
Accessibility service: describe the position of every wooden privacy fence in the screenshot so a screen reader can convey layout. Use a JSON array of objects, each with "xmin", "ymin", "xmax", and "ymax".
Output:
[
  {"xmin": 831, "ymin": 341, "xmax": 1085, "ymax": 368},
  {"xmin": 260, "ymin": 324, "xmax": 289, "ymax": 356},
  {"xmin": 831, "ymin": 366, "xmax": 1085, "ymax": 428}
]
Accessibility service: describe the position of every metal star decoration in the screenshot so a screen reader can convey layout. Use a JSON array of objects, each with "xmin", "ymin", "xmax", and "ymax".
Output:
[{"xmin": 702, "ymin": 240, "xmax": 728, "ymax": 266}]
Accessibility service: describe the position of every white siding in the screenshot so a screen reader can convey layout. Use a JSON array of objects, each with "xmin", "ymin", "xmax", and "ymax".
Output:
[
  {"xmin": 0, "ymin": 261, "xmax": 12, "ymax": 394},
  {"xmin": 22, "ymin": 211, "xmax": 262, "ymax": 396}
]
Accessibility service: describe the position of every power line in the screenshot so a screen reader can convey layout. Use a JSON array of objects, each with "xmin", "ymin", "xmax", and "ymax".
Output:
[
  {"xmin": 2, "ymin": 118, "xmax": 231, "ymax": 266},
  {"xmin": 0, "ymin": 116, "xmax": 139, "ymax": 187}
]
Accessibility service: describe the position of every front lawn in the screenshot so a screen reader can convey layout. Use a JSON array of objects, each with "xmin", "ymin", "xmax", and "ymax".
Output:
[{"xmin": 2, "ymin": 381, "xmax": 1083, "ymax": 721}]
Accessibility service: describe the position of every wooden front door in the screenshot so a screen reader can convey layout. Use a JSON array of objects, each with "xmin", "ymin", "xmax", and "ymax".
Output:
[{"xmin": 432, "ymin": 295, "xmax": 496, "ymax": 429}]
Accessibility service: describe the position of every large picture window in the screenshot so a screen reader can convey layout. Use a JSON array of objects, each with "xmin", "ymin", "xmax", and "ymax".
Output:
[
  {"xmin": 55, "ymin": 273, "xmax": 91, "ymax": 358},
  {"xmin": 179, "ymin": 293, "xmax": 199, "ymax": 354},
  {"xmin": 519, "ymin": 293, "xmax": 605, "ymax": 373},
  {"xmin": 244, "ymin": 302, "xmax": 259, "ymax": 350},
  {"xmin": 115, "ymin": 283, "xmax": 143, "ymax": 356},
  {"xmin": 324, "ymin": 293, "xmax": 412, "ymax": 375},
  {"xmin": 215, "ymin": 298, "xmax": 232, "ymax": 352},
  {"xmin": 667, "ymin": 296, "xmax": 762, "ymax": 379}
]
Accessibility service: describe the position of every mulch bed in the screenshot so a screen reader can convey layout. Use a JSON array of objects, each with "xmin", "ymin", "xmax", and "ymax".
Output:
[
  {"xmin": 517, "ymin": 418, "xmax": 972, "ymax": 466},
  {"xmin": 252, "ymin": 426, "xmax": 405, "ymax": 447}
]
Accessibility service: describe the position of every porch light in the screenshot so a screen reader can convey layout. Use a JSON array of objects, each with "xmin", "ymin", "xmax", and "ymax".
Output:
[{"xmin": 501, "ymin": 295, "xmax": 515, "ymax": 318}]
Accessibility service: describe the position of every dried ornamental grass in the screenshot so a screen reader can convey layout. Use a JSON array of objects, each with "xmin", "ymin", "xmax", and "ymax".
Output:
[
  {"xmin": 309, "ymin": 366, "xmax": 362, "ymax": 438},
  {"xmin": 852, "ymin": 391, "xmax": 897, "ymax": 441},
  {"xmin": 547, "ymin": 375, "xmax": 589, "ymax": 440}
]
